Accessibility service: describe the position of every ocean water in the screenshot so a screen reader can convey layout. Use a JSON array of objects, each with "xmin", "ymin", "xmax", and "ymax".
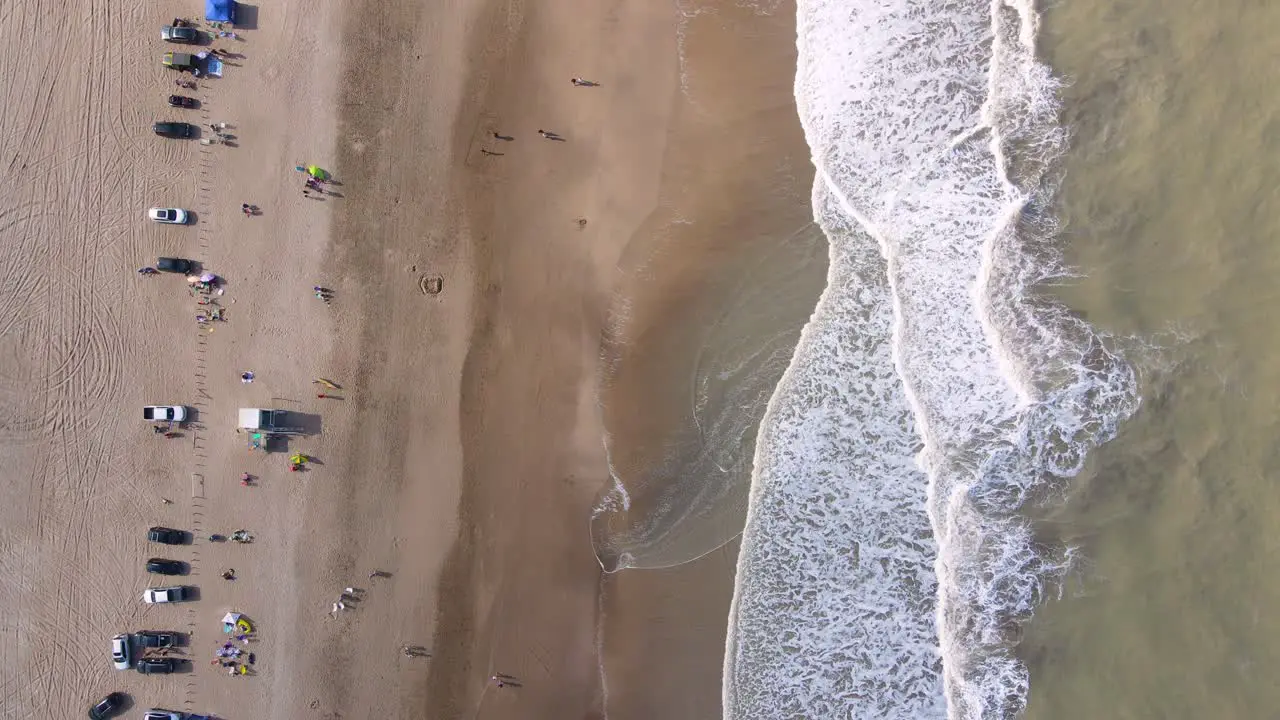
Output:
[
  {"xmin": 1016, "ymin": 1, "xmax": 1280, "ymax": 717},
  {"xmin": 725, "ymin": 1, "xmax": 1139, "ymax": 718}
]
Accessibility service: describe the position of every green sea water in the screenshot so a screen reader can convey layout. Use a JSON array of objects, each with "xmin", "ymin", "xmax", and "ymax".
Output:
[{"xmin": 1024, "ymin": 2, "xmax": 1280, "ymax": 717}]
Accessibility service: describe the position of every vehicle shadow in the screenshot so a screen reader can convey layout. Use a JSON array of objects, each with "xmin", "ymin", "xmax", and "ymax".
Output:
[
  {"xmin": 182, "ymin": 586, "xmax": 202, "ymax": 603},
  {"xmin": 236, "ymin": 4, "xmax": 259, "ymax": 29}
]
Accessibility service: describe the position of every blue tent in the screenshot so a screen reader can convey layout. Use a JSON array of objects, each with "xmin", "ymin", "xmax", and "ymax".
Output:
[{"xmin": 205, "ymin": 0, "xmax": 236, "ymax": 23}]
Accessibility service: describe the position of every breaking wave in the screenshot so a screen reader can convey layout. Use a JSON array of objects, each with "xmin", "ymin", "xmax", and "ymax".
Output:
[{"xmin": 724, "ymin": 1, "xmax": 1140, "ymax": 718}]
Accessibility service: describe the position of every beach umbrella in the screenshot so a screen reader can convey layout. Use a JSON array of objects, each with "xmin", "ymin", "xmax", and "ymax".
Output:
[
  {"xmin": 289, "ymin": 453, "xmax": 306, "ymax": 465},
  {"xmin": 306, "ymin": 165, "xmax": 327, "ymax": 180},
  {"xmin": 199, "ymin": 271, "xmax": 217, "ymax": 283},
  {"xmin": 222, "ymin": 612, "xmax": 242, "ymax": 633}
]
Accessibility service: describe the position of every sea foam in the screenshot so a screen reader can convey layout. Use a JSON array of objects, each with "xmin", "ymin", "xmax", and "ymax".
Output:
[{"xmin": 725, "ymin": 1, "xmax": 1139, "ymax": 718}]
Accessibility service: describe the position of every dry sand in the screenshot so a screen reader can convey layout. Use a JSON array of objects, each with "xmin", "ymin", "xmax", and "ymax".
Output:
[{"xmin": 0, "ymin": 0, "xmax": 708, "ymax": 718}]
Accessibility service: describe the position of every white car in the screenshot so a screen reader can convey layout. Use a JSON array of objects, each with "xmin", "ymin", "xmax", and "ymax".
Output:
[
  {"xmin": 111, "ymin": 633, "xmax": 131, "ymax": 670},
  {"xmin": 143, "ymin": 405, "xmax": 188, "ymax": 423},
  {"xmin": 144, "ymin": 710, "xmax": 185, "ymax": 720},
  {"xmin": 148, "ymin": 208, "xmax": 189, "ymax": 224},
  {"xmin": 142, "ymin": 586, "xmax": 189, "ymax": 604}
]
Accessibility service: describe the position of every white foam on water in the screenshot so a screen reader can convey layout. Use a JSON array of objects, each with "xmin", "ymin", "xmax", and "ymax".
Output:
[{"xmin": 725, "ymin": 1, "xmax": 1140, "ymax": 718}]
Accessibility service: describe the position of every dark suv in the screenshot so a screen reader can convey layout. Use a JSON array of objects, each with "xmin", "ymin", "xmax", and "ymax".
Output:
[
  {"xmin": 88, "ymin": 692, "xmax": 126, "ymax": 719},
  {"xmin": 135, "ymin": 657, "xmax": 178, "ymax": 675},
  {"xmin": 155, "ymin": 257, "xmax": 194, "ymax": 274},
  {"xmin": 146, "ymin": 558, "xmax": 185, "ymax": 575},
  {"xmin": 147, "ymin": 527, "xmax": 187, "ymax": 545},
  {"xmin": 152, "ymin": 122, "xmax": 196, "ymax": 138}
]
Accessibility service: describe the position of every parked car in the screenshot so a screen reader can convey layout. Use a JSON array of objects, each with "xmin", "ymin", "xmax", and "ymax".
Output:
[
  {"xmin": 111, "ymin": 634, "xmax": 131, "ymax": 670},
  {"xmin": 88, "ymin": 692, "xmax": 126, "ymax": 720},
  {"xmin": 162, "ymin": 52, "xmax": 197, "ymax": 71},
  {"xmin": 146, "ymin": 558, "xmax": 185, "ymax": 575},
  {"xmin": 156, "ymin": 257, "xmax": 194, "ymax": 274},
  {"xmin": 142, "ymin": 586, "xmax": 190, "ymax": 604},
  {"xmin": 144, "ymin": 710, "xmax": 185, "ymax": 720},
  {"xmin": 148, "ymin": 208, "xmax": 189, "ymax": 224},
  {"xmin": 147, "ymin": 527, "xmax": 187, "ymax": 545},
  {"xmin": 167, "ymin": 95, "xmax": 199, "ymax": 109},
  {"xmin": 143, "ymin": 406, "xmax": 188, "ymax": 423},
  {"xmin": 160, "ymin": 25, "xmax": 199, "ymax": 43},
  {"xmin": 152, "ymin": 122, "xmax": 196, "ymax": 138},
  {"xmin": 135, "ymin": 631, "xmax": 178, "ymax": 649},
  {"xmin": 136, "ymin": 657, "xmax": 179, "ymax": 674}
]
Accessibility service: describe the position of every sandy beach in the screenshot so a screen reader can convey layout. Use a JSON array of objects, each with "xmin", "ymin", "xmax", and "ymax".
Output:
[{"xmin": 0, "ymin": 0, "xmax": 697, "ymax": 717}]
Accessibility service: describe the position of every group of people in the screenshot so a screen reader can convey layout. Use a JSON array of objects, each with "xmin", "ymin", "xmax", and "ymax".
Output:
[{"xmin": 212, "ymin": 637, "xmax": 255, "ymax": 675}]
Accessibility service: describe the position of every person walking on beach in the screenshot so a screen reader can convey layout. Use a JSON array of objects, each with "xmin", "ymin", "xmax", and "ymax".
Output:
[
  {"xmin": 490, "ymin": 673, "xmax": 519, "ymax": 688},
  {"xmin": 492, "ymin": 131, "xmax": 514, "ymax": 141},
  {"xmin": 537, "ymin": 129, "xmax": 565, "ymax": 141},
  {"xmin": 570, "ymin": 77, "xmax": 599, "ymax": 87},
  {"xmin": 241, "ymin": 203, "xmax": 252, "ymax": 217}
]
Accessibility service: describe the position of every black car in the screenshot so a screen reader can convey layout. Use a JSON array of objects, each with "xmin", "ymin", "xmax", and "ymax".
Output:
[
  {"xmin": 88, "ymin": 692, "xmax": 125, "ymax": 719},
  {"xmin": 167, "ymin": 95, "xmax": 198, "ymax": 109},
  {"xmin": 135, "ymin": 657, "xmax": 178, "ymax": 675},
  {"xmin": 147, "ymin": 526, "xmax": 186, "ymax": 545},
  {"xmin": 152, "ymin": 122, "xmax": 196, "ymax": 138},
  {"xmin": 155, "ymin": 258, "xmax": 194, "ymax": 274},
  {"xmin": 145, "ymin": 558, "xmax": 185, "ymax": 575},
  {"xmin": 135, "ymin": 631, "xmax": 178, "ymax": 649}
]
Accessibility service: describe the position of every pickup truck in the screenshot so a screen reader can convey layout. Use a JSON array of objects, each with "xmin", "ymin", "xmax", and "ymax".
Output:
[
  {"xmin": 144, "ymin": 405, "xmax": 187, "ymax": 422},
  {"xmin": 136, "ymin": 631, "xmax": 178, "ymax": 649},
  {"xmin": 162, "ymin": 52, "xmax": 197, "ymax": 71}
]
